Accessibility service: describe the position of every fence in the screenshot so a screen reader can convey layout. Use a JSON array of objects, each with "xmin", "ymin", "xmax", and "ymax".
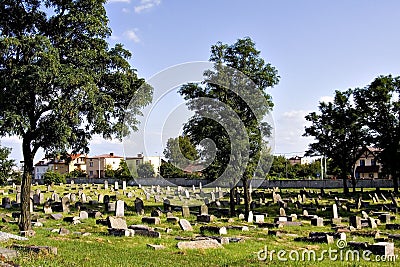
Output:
[{"xmin": 31, "ymin": 177, "xmax": 395, "ymax": 189}]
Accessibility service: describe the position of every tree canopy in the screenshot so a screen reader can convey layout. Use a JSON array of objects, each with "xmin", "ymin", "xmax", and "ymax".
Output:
[
  {"xmin": 0, "ymin": 0, "xmax": 152, "ymax": 230},
  {"xmin": 304, "ymin": 89, "xmax": 368, "ymax": 193},
  {"xmin": 0, "ymin": 144, "xmax": 17, "ymax": 185},
  {"xmin": 179, "ymin": 37, "xmax": 279, "ymax": 217}
]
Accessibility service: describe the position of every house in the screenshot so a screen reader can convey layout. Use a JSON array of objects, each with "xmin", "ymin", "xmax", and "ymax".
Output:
[
  {"xmin": 288, "ymin": 156, "xmax": 311, "ymax": 165},
  {"xmin": 68, "ymin": 154, "xmax": 87, "ymax": 173},
  {"xmin": 34, "ymin": 160, "xmax": 49, "ymax": 179},
  {"xmin": 86, "ymin": 153, "xmax": 123, "ymax": 178},
  {"xmin": 183, "ymin": 163, "xmax": 204, "ymax": 176},
  {"xmin": 34, "ymin": 154, "xmax": 88, "ymax": 179},
  {"xmin": 126, "ymin": 154, "xmax": 162, "ymax": 177},
  {"xmin": 354, "ymin": 147, "xmax": 382, "ymax": 179}
]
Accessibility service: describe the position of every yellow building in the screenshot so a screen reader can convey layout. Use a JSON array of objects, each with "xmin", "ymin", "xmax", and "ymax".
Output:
[{"xmin": 86, "ymin": 153, "xmax": 123, "ymax": 178}]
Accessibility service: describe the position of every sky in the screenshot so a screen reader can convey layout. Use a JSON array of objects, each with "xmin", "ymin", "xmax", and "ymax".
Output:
[{"xmin": 3, "ymin": 0, "xmax": 400, "ymax": 166}]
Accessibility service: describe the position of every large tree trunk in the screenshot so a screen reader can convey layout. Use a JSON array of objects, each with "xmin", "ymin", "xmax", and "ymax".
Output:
[
  {"xmin": 229, "ymin": 185, "xmax": 236, "ymax": 217},
  {"xmin": 351, "ymin": 175, "xmax": 356, "ymax": 193},
  {"xmin": 342, "ymin": 175, "xmax": 349, "ymax": 195},
  {"xmin": 243, "ymin": 178, "xmax": 250, "ymax": 220},
  {"xmin": 393, "ymin": 173, "xmax": 398, "ymax": 194},
  {"xmin": 19, "ymin": 138, "xmax": 34, "ymax": 231}
]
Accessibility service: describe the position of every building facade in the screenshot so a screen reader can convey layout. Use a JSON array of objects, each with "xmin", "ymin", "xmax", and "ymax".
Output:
[
  {"xmin": 354, "ymin": 147, "xmax": 382, "ymax": 179},
  {"xmin": 86, "ymin": 153, "xmax": 123, "ymax": 178},
  {"xmin": 126, "ymin": 154, "xmax": 162, "ymax": 177}
]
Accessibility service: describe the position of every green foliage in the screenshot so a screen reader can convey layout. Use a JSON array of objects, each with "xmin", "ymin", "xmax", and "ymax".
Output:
[
  {"xmin": 179, "ymin": 37, "xmax": 279, "ymax": 182},
  {"xmin": 115, "ymin": 160, "xmax": 132, "ymax": 180},
  {"xmin": 163, "ymin": 136, "xmax": 199, "ymax": 167},
  {"xmin": 66, "ymin": 169, "xmax": 87, "ymax": 178},
  {"xmin": 104, "ymin": 164, "xmax": 115, "ymax": 178},
  {"xmin": 0, "ymin": 145, "xmax": 17, "ymax": 185},
  {"xmin": 304, "ymin": 89, "xmax": 368, "ymax": 193},
  {"xmin": 43, "ymin": 170, "xmax": 66, "ymax": 185},
  {"xmin": 353, "ymin": 75, "xmax": 400, "ymax": 191},
  {"xmin": 137, "ymin": 162, "xmax": 155, "ymax": 178},
  {"xmin": 0, "ymin": 0, "xmax": 151, "ymax": 229}
]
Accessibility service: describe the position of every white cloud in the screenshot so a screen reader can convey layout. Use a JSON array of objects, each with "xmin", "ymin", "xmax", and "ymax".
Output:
[
  {"xmin": 274, "ymin": 110, "xmax": 313, "ymax": 156},
  {"xmin": 319, "ymin": 95, "xmax": 334, "ymax": 104},
  {"xmin": 108, "ymin": 0, "xmax": 131, "ymax": 3},
  {"xmin": 122, "ymin": 7, "xmax": 130, "ymax": 13},
  {"xmin": 134, "ymin": 0, "xmax": 161, "ymax": 13},
  {"xmin": 124, "ymin": 29, "xmax": 140, "ymax": 43}
]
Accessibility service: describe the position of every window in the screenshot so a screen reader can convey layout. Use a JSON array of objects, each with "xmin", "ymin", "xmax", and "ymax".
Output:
[
  {"xmin": 360, "ymin": 160, "xmax": 365, "ymax": 166},
  {"xmin": 369, "ymin": 173, "xmax": 374, "ymax": 178},
  {"xmin": 89, "ymin": 162, "xmax": 93, "ymax": 167},
  {"xmin": 136, "ymin": 160, "xmax": 140, "ymax": 165},
  {"xmin": 89, "ymin": 171, "xmax": 93, "ymax": 176},
  {"xmin": 371, "ymin": 159, "xmax": 376, "ymax": 166}
]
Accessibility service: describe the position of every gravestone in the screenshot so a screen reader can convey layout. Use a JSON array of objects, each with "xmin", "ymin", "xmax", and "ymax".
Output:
[
  {"xmin": 182, "ymin": 206, "xmax": 190, "ymax": 217},
  {"xmin": 134, "ymin": 197, "xmax": 145, "ymax": 215},
  {"xmin": 332, "ymin": 204, "xmax": 338, "ymax": 218},
  {"xmin": 16, "ymin": 193, "xmax": 21, "ymax": 204},
  {"xmin": 255, "ymin": 214, "xmax": 264, "ymax": 223},
  {"xmin": 79, "ymin": 211, "xmax": 89, "ymax": 220},
  {"xmin": 43, "ymin": 202, "xmax": 52, "ymax": 214},
  {"xmin": 104, "ymin": 180, "xmax": 108, "ymax": 189},
  {"xmin": 114, "ymin": 181, "xmax": 119, "ymax": 190},
  {"xmin": 32, "ymin": 194, "xmax": 40, "ymax": 205},
  {"xmin": 107, "ymin": 216, "xmax": 127, "ymax": 229},
  {"xmin": 122, "ymin": 181, "xmax": 127, "ymax": 191},
  {"xmin": 349, "ymin": 216, "xmax": 362, "ymax": 229},
  {"xmin": 98, "ymin": 194, "xmax": 104, "ymax": 203},
  {"xmin": 311, "ymin": 217, "xmax": 324, "ymax": 226},
  {"xmin": 103, "ymin": 195, "xmax": 110, "ymax": 205},
  {"xmin": 70, "ymin": 193, "xmax": 76, "ymax": 202},
  {"xmin": 178, "ymin": 219, "xmax": 193, "ymax": 231},
  {"xmin": 51, "ymin": 193, "xmax": 60, "ymax": 202},
  {"xmin": 279, "ymin": 207, "xmax": 286, "ymax": 217},
  {"xmin": 61, "ymin": 196, "xmax": 70, "ymax": 213},
  {"xmin": 80, "ymin": 193, "xmax": 87, "ymax": 203},
  {"xmin": 115, "ymin": 200, "xmax": 125, "ymax": 217},
  {"xmin": 247, "ymin": 211, "xmax": 253, "ymax": 223},
  {"xmin": 184, "ymin": 190, "xmax": 190, "ymax": 199},
  {"xmin": 200, "ymin": 204, "xmax": 208, "ymax": 215}
]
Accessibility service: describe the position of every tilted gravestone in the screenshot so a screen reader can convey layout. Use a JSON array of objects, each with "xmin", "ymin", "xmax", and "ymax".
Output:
[{"xmin": 178, "ymin": 219, "xmax": 193, "ymax": 231}]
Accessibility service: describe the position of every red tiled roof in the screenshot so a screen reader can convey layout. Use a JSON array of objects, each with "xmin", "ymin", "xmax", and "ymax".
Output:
[{"xmin": 87, "ymin": 153, "xmax": 123, "ymax": 159}]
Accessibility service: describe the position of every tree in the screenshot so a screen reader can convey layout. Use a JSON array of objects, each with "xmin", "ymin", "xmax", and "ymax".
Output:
[
  {"xmin": 0, "ymin": 145, "xmax": 16, "ymax": 185},
  {"xmin": 43, "ymin": 170, "xmax": 66, "ymax": 185},
  {"xmin": 304, "ymin": 89, "xmax": 368, "ymax": 194},
  {"xmin": 104, "ymin": 164, "xmax": 115, "ymax": 178},
  {"xmin": 160, "ymin": 160, "xmax": 185, "ymax": 178},
  {"xmin": 163, "ymin": 136, "xmax": 199, "ymax": 169},
  {"xmin": 66, "ymin": 169, "xmax": 86, "ymax": 178},
  {"xmin": 137, "ymin": 162, "xmax": 155, "ymax": 178},
  {"xmin": 115, "ymin": 159, "xmax": 132, "ymax": 180},
  {"xmin": 0, "ymin": 1, "xmax": 152, "ymax": 231},
  {"xmin": 179, "ymin": 37, "xmax": 279, "ymax": 217},
  {"xmin": 354, "ymin": 75, "xmax": 400, "ymax": 192}
]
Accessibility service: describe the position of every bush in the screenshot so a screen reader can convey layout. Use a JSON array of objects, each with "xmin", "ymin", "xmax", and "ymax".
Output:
[{"xmin": 43, "ymin": 170, "xmax": 66, "ymax": 185}]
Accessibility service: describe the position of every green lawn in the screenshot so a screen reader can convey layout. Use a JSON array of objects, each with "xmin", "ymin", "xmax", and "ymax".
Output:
[{"xmin": 0, "ymin": 184, "xmax": 399, "ymax": 266}]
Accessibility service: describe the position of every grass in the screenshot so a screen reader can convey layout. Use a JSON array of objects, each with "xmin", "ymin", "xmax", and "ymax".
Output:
[{"xmin": 0, "ymin": 184, "xmax": 399, "ymax": 266}]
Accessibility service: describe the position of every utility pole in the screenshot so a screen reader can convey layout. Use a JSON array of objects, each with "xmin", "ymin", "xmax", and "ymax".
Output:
[{"xmin": 321, "ymin": 156, "xmax": 324, "ymax": 180}]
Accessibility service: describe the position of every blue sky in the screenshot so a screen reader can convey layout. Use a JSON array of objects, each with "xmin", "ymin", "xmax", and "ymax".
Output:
[{"xmin": 3, "ymin": 0, "xmax": 400, "ymax": 164}]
